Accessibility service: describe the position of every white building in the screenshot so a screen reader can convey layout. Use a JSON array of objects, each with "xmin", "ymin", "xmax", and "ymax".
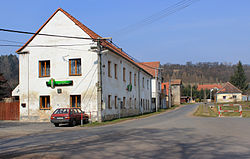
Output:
[
  {"xmin": 137, "ymin": 62, "xmax": 165, "ymax": 110},
  {"xmin": 12, "ymin": 8, "xmax": 152, "ymax": 122}
]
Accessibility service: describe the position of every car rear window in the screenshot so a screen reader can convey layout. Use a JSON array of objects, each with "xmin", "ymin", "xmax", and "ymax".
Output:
[{"xmin": 53, "ymin": 109, "xmax": 69, "ymax": 114}]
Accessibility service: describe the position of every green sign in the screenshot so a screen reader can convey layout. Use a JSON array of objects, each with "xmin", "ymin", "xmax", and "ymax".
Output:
[
  {"xmin": 46, "ymin": 78, "xmax": 73, "ymax": 88},
  {"xmin": 127, "ymin": 84, "xmax": 132, "ymax": 92}
]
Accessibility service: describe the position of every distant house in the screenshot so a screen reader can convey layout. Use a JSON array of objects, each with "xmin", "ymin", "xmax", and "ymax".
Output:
[
  {"xmin": 162, "ymin": 79, "xmax": 182, "ymax": 106},
  {"xmin": 216, "ymin": 82, "xmax": 242, "ymax": 103},
  {"xmin": 137, "ymin": 62, "xmax": 166, "ymax": 109},
  {"xmin": 197, "ymin": 84, "xmax": 222, "ymax": 91}
]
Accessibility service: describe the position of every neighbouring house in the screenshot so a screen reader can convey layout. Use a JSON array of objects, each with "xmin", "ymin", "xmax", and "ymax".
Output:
[
  {"xmin": 12, "ymin": 8, "xmax": 153, "ymax": 122},
  {"xmin": 137, "ymin": 62, "xmax": 166, "ymax": 110},
  {"xmin": 216, "ymin": 82, "xmax": 242, "ymax": 103},
  {"xmin": 197, "ymin": 84, "xmax": 222, "ymax": 91},
  {"xmin": 162, "ymin": 79, "xmax": 182, "ymax": 107},
  {"xmin": 197, "ymin": 84, "xmax": 223, "ymax": 102}
]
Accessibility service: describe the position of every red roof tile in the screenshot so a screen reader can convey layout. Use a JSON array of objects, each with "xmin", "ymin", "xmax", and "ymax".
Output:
[
  {"xmin": 217, "ymin": 82, "xmax": 242, "ymax": 94},
  {"xmin": 136, "ymin": 62, "xmax": 160, "ymax": 77},
  {"xmin": 16, "ymin": 8, "xmax": 152, "ymax": 77},
  {"xmin": 197, "ymin": 84, "xmax": 222, "ymax": 91}
]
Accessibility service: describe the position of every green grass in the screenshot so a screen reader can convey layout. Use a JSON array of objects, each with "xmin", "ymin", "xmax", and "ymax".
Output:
[
  {"xmin": 193, "ymin": 104, "xmax": 218, "ymax": 117},
  {"xmin": 81, "ymin": 105, "xmax": 182, "ymax": 127}
]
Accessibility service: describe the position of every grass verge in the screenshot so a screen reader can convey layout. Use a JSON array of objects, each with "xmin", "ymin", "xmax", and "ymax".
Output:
[
  {"xmin": 193, "ymin": 104, "xmax": 218, "ymax": 117},
  {"xmin": 81, "ymin": 105, "xmax": 181, "ymax": 127}
]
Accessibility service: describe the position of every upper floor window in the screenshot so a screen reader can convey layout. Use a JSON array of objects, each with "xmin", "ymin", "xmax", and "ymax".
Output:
[
  {"xmin": 147, "ymin": 80, "xmax": 149, "ymax": 89},
  {"xmin": 40, "ymin": 96, "xmax": 50, "ymax": 109},
  {"xmin": 114, "ymin": 64, "xmax": 117, "ymax": 79},
  {"xmin": 69, "ymin": 59, "xmax": 81, "ymax": 76},
  {"xmin": 108, "ymin": 61, "xmax": 112, "ymax": 78},
  {"xmin": 39, "ymin": 60, "xmax": 50, "ymax": 77},
  {"xmin": 129, "ymin": 72, "xmax": 132, "ymax": 84},
  {"xmin": 134, "ymin": 73, "xmax": 136, "ymax": 86},
  {"xmin": 70, "ymin": 95, "xmax": 81, "ymax": 108},
  {"xmin": 142, "ymin": 77, "xmax": 145, "ymax": 88},
  {"xmin": 123, "ymin": 67, "xmax": 126, "ymax": 82}
]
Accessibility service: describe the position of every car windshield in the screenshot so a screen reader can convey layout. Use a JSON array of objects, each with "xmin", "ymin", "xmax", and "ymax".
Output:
[{"xmin": 53, "ymin": 109, "xmax": 69, "ymax": 114}]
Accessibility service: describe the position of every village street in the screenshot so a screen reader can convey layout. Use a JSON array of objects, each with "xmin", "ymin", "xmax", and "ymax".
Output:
[{"xmin": 1, "ymin": 104, "xmax": 250, "ymax": 159}]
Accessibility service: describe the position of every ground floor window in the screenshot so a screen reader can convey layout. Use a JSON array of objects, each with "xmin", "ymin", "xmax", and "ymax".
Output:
[
  {"xmin": 70, "ymin": 95, "xmax": 81, "ymax": 108},
  {"xmin": 40, "ymin": 96, "xmax": 50, "ymax": 110},
  {"xmin": 223, "ymin": 96, "xmax": 226, "ymax": 99}
]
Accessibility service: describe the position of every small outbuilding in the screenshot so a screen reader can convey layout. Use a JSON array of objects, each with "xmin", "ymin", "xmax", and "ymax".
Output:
[{"xmin": 216, "ymin": 82, "xmax": 242, "ymax": 103}]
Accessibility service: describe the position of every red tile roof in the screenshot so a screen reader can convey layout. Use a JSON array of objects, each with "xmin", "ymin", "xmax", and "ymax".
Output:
[
  {"xmin": 161, "ymin": 79, "xmax": 182, "ymax": 95},
  {"xmin": 136, "ymin": 62, "xmax": 160, "ymax": 77},
  {"xmin": 197, "ymin": 84, "xmax": 222, "ymax": 91},
  {"xmin": 16, "ymin": 8, "xmax": 152, "ymax": 77},
  {"xmin": 217, "ymin": 82, "xmax": 242, "ymax": 94}
]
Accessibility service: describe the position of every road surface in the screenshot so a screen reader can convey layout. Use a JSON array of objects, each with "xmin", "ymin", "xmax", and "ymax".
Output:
[{"xmin": 1, "ymin": 104, "xmax": 250, "ymax": 159}]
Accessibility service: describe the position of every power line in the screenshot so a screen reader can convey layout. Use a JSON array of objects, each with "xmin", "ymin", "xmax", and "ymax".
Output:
[
  {"xmin": 0, "ymin": 43, "xmax": 95, "ymax": 47},
  {"xmin": 113, "ymin": 0, "xmax": 199, "ymax": 37},
  {"xmin": 0, "ymin": 28, "xmax": 99, "ymax": 40}
]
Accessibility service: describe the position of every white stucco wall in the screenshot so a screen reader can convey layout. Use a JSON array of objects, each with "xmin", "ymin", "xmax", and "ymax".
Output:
[
  {"xmin": 101, "ymin": 50, "xmax": 152, "ymax": 120},
  {"xmin": 217, "ymin": 93, "xmax": 242, "ymax": 103},
  {"xmin": 17, "ymin": 11, "xmax": 98, "ymax": 121}
]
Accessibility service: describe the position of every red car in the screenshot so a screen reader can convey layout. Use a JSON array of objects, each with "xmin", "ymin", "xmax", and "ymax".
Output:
[{"xmin": 50, "ymin": 108, "xmax": 89, "ymax": 127}]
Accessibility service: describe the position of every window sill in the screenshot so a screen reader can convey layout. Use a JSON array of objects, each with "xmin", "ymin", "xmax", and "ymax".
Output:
[
  {"xmin": 69, "ymin": 74, "xmax": 82, "ymax": 76},
  {"xmin": 39, "ymin": 76, "xmax": 50, "ymax": 78},
  {"xmin": 40, "ymin": 108, "xmax": 51, "ymax": 110}
]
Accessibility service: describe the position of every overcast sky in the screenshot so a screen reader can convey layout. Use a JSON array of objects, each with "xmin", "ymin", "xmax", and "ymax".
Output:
[{"xmin": 0, "ymin": 0, "xmax": 249, "ymax": 65}]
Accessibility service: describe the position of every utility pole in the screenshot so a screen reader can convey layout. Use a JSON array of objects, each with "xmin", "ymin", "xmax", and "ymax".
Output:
[
  {"xmin": 168, "ymin": 79, "xmax": 171, "ymax": 108},
  {"xmin": 96, "ymin": 37, "xmax": 112, "ymax": 122},
  {"xmin": 155, "ymin": 68, "xmax": 158, "ymax": 112},
  {"xmin": 190, "ymin": 84, "xmax": 192, "ymax": 103}
]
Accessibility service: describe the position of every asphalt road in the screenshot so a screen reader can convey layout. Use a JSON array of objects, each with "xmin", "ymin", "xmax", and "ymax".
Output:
[{"xmin": 1, "ymin": 104, "xmax": 250, "ymax": 159}]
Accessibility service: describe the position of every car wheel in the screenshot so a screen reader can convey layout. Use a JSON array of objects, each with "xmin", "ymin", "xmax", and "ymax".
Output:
[
  {"xmin": 70, "ymin": 120, "xmax": 76, "ymax": 127},
  {"xmin": 54, "ymin": 123, "xmax": 59, "ymax": 127}
]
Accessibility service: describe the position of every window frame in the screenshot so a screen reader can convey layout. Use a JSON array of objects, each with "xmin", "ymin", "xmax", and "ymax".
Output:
[
  {"xmin": 134, "ymin": 73, "xmax": 136, "ymax": 86},
  {"xmin": 123, "ymin": 67, "xmax": 126, "ymax": 82},
  {"xmin": 108, "ymin": 61, "xmax": 112, "ymax": 78},
  {"xmin": 123, "ymin": 97, "xmax": 126, "ymax": 109},
  {"xmin": 40, "ymin": 96, "xmax": 50, "ymax": 110},
  {"xmin": 108, "ymin": 95, "xmax": 111, "ymax": 109},
  {"xmin": 39, "ymin": 60, "xmax": 50, "ymax": 77},
  {"xmin": 70, "ymin": 95, "xmax": 81, "ymax": 108},
  {"xmin": 69, "ymin": 59, "xmax": 82, "ymax": 76},
  {"xmin": 114, "ymin": 64, "xmax": 117, "ymax": 79},
  {"xmin": 129, "ymin": 72, "xmax": 132, "ymax": 84},
  {"xmin": 115, "ymin": 96, "xmax": 118, "ymax": 109}
]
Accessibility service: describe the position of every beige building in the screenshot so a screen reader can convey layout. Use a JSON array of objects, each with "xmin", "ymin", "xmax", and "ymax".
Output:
[
  {"xmin": 162, "ymin": 79, "xmax": 182, "ymax": 107},
  {"xmin": 216, "ymin": 82, "xmax": 242, "ymax": 103}
]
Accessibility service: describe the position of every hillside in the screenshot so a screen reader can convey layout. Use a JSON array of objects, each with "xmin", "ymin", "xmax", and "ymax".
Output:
[{"xmin": 162, "ymin": 62, "xmax": 250, "ymax": 85}]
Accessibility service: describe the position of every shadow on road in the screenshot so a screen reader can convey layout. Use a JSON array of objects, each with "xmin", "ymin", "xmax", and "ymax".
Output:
[{"xmin": 1, "ymin": 127, "xmax": 250, "ymax": 159}]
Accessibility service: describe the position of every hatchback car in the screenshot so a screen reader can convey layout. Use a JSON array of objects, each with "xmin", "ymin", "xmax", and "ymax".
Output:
[{"xmin": 50, "ymin": 108, "xmax": 89, "ymax": 127}]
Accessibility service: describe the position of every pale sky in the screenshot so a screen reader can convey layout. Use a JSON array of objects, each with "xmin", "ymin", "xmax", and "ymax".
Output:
[{"xmin": 0, "ymin": 0, "xmax": 249, "ymax": 65}]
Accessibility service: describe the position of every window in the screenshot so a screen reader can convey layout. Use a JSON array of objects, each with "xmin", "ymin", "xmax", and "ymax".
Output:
[
  {"xmin": 147, "ymin": 80, "xmax": 149, "ymax": 89},
  {"xmin": 114, "ymin": 64, "xmax": 117, "ymax": 79},
  {"xmin": 108, "ymin": 61, "xmax": 112, "ymax": 78},
  {"xmin": 123, "ymin": 97, "xmax": 126, "ymax": 109},
  {"xmin": 69, "ymin": 59, "xmax": 81, "ymax": 76},
  {"xmin": 123, "ymin": 67, "xmax": 126, "ymax": 82},
  {"xmin": 70, "ymin": 95, "xmax": 81, "ymax": 108},
  {"xmin": 40, "ymin": 96, "xmax": 50, "ymax": 109},
  {"xmin": 129, "ymin": 98, "xmax": 132, "ymax": 108},
  {"xmin": 223, "ymin": 96, "xmax": 226, "ymax": 99},
  {"xmin": 39, "ymin": 61, "xmax": 50, "ymax": 77},
  {"xmin": 134, "ymin": 73, "xmax": 136, "ymax": 86},
  {"xmin": 233, "ymin": 95, "xmax": 237, "ymax": 99},
  {"xmin": 108, "ymin": 95, "xmax": 111, "ymax": 109},
  {"xmin": 142, "ymin": 77, "xmax": 145, "ymax": 88},
  {"xmin": 115, "ymin": 96, "xmax": 118, "ymax": 109},
  {"xmin": 134, "ymin": 98, "xmax": 136, "ymax": 108},
  {"xmin": 129, "ymin": 72, "xmax": 132, "ymax": 84}
]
